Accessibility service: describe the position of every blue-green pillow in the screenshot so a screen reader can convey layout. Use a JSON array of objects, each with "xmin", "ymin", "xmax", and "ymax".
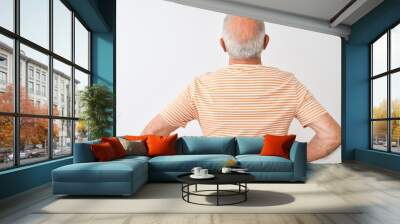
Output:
[
  {"xmin": 236, "ymin": 137, "xmax": 264, "ymax": 155},
  {"xmin": 177, "ymin": 136, "xmax": 236, "ymax": 155}
]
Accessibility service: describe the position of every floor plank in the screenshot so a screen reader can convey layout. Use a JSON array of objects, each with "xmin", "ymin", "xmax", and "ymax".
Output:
[{"xmin": 1, "ymin": 162, "xmax": 400, "ymax": 224}]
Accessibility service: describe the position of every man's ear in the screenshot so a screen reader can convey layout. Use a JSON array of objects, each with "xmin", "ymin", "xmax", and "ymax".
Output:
[
  {"xmin": 263, "ymin": 34, "xmax": 269, "ymax": 49},
  {"xmin": 220, "ymin": 38, "xmax": 227, "ymax": 52}
]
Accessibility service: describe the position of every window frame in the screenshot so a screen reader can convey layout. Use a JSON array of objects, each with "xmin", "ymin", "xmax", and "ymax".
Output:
[
  {"xmin": 0, "ymin": 0, "xmax": 92, "ymax": 171},
  {"xmin": 370, "ymin": 20, "xmax": 400, "ymax": 154}
]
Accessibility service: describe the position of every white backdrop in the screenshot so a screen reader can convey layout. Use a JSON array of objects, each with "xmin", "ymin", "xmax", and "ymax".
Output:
[{"xmin": 116, "ymin": 0, "xmax": 342, "ymax": 163}]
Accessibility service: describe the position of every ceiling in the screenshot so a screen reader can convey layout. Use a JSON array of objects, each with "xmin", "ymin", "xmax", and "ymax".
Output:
[{"xmin": 165, "ymin": 0, "xmax": 384, "ymax": 38}]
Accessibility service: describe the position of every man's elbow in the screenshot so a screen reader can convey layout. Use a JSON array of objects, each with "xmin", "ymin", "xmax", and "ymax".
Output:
[
  {"xmin": 326, "ymin": 126, "xmax": 341, "ymax": 152},
  {"xmin": 332, "ymin": 125, "xmax": 341, "ymax": 146}
]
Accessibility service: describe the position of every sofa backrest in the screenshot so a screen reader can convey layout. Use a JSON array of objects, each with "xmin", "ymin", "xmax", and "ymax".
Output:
[
  {"xmin": 73, "ymin": 139, "xmax": 100, "ymax": 163},
  {"xmin": 176, "ymin": 136, "xmax": 236, "ymax": 155},
  {"xmin": 235, "ymin": 136, "xmax": 264, "ymax": 155}
]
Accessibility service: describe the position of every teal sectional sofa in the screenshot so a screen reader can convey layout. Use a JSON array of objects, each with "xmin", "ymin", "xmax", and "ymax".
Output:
[{"xmin": 52, "ymin": 136, "xmax": 307, "ymax": 196}]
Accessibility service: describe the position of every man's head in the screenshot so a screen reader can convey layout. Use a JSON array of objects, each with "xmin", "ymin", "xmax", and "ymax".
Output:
[{"xmin": 220, "ymin": 15, "xmax": 269, "ymax": 60}]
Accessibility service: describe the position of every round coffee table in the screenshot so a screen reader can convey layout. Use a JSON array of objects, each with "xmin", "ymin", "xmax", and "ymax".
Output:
[{"xmin": 177, "ymin": 173, "xmax": 255, "ymax": 206}]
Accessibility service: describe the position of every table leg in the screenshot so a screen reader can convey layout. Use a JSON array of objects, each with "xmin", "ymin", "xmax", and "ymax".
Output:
[
  {"xmin": 245, "ymin": 183, "xmax": 247, "ymax": 201},
  {"xmin": 217, "ymin": 184, "xmax": 219, "ymax": 206},
  {"xmin": 187, "ymin": 184, "xmax": 190, "ymax": 202},
  {"xmin": 195, "ymin": 184, "xmax": 198, "ymax": 192}
]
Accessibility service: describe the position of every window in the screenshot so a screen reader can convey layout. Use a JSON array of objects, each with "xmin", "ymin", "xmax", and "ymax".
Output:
[
  {"xmin": 371, "ymin": 23, "xmax": 400, "ymax": 154},
  {"xmin": 0, "ymin": 55, "xmax": 7, "ymax": 67},
  {"xmin": 42, "ymin": 85, "xmax": 46, "ymax": 97},
  {"xmin": 0, "ymin": 34, "xmax": 13, "ymax": 113},
  {"xmin": 0, "ymin": 116, "xmax": 13, "ymax": 170},
  {"xmin": 75, "ymin": 18, "xmax": 89, "ymax": 70},
  {"xmin": 53, "ymin": 0, "xmax": 72, "ymax": 60},
  {"xmin": 53, "ymin": 119, "xmax": 72, "ymax": 158},
  {"xmin": 28, "ymin": 67, "xmax": 34, "ymax": 80},
  {"xmin": 74, "ymin": 69, "xmax": 89, "ymax": 118},
  {"xmin": 0, "ymin": 71, "xmax": 6, "ymax": 84},
  {"xmin": 0, "ymin": 0, "xmax": 91, "ymax": 170},
  {"xmin": 20, "ymin": 0, "xmax": 49, "ymax": 48},
  {"xmin": 28, "ymin": 81, "xmax": 34, "ymax": 94},
  {"xmin": 53, "ymin": 59, "xmax": 71, "ymax": 117},
  {"xmin": 0, "ymin": 0, "xmax": 13, "ymax": 31},
  {"xmin": 35, "ymin": 70, "xmax": 40, "ymax": 81},
  {"xmin": 35, "ymin": 84, "xmax": 40, "ymax": 95}
]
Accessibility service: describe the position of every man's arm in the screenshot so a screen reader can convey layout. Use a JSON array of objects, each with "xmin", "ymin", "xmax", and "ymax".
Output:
[
  {"xmin": 141, "ymin": 114, "xmax": 178, "ymax": 136},
  {"xmin": 306, "ymin": 113, "xmax": 341, "ymax": 162}
]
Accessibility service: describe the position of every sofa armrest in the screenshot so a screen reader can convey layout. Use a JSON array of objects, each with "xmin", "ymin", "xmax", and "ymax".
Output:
[
  {"xmin": 73, "ymin": 140, "xmax": 100, "ymax": 163},
  {"xmin": 289, "ymin": 141, "xmax": 307, "ymax": 182}
]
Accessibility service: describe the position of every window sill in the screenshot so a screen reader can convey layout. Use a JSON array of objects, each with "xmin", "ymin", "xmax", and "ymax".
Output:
[
  {"xmin": 355, "ymin": 148, "xmax": 400, "ymax": 172},
  {"xmin": 0, "ymin": 156, "xmax": 72, "ymax": 176}
]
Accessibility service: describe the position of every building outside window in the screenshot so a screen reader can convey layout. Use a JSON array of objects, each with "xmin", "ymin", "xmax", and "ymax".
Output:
[
  {"xmin": 42, "ymin": 85, "xmax": 46, "ymax": 97},
  {"xmin": 28, "ymin": 66, "xmax": 34, "ymax": 80},
  {"xmin": 35, "ymin": 83, "xmax": 40, "ymax": 95},
  {"xmin": 35, "ymin": 70, "xmax": 40, "ymax": 81},
  {"xmin": 0, "ymin": 0, "xmax": 91, "ymax": 170},
  {"xmin": 0, "ymin": 54, "xmax": 7, "ymax": 90},
  {"xmin": 0, "ymin": 71, "xmax": 6, "ymax": 84},
  {"xmin": 371, "ymin": 23, "xmax": 400, "ymax": 154},
  {"xmin": 0, "ymin": 54, "xmax": 7, "ymax": 67},
  {"xmin": 28, "ymin": 81, "xmax": 34, "ymax": 94},
  {"xmin": 41, "ymin": 73, "xmax": 46, "ymax": 83}
]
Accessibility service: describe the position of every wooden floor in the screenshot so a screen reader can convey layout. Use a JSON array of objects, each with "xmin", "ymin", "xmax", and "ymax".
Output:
[{"xmin": 1, "ymin": 162, "xmax": 400, "ymax": 224}]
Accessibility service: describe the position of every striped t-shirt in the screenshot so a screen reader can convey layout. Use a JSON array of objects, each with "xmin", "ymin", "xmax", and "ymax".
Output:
[{"xmin": 160, "ymin": 64, "xmax": 327, "ymax": 137}]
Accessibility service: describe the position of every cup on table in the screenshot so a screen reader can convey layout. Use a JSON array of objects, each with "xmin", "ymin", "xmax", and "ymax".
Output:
[
  {"xmin": 221, "ymin": 167, "xmax": 232, "ymax": 174},
  {"xmin": 191, "ymin": 167, "xmax": 202, "ymax": 176},
  {"xmin": 199, "ymin": 169, "xmax": 208, "ymax": 176}
]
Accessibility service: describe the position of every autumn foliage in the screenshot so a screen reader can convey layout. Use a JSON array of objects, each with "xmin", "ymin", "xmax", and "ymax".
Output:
[
  {"xmin": 0, "ymin": 85, "xmax": 59, "ymax": 151},
  {"xmin": 372, "ymin": 99, "xmax": 400, "ymax": 142}
]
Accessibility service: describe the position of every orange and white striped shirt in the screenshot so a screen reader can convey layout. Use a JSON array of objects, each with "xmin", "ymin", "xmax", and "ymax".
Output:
[{"xmin": 160, "ymin": 64, "xmax": 327, "ymax": 136}]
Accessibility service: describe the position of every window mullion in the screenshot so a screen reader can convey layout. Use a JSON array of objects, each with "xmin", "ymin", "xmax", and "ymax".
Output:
[
  {"xmin": 13, "ymin": 0, "xmax": 21, "ymax": 167},
  {"xmin": 48, "ymin": 0, "xmax": 54, "ymax": 160},
  {"xmin": 71, "ymin": 10, "xmax": 76, "ymax": 155},
  {"xmin": 370, "ymin": 45, "xmax": 373, "ymax": 149},
  {"xmin": 388, "ymin": 30, "xmax": 391, "ymax": 153}
]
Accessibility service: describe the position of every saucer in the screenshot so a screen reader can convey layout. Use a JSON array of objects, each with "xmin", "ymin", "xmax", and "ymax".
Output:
[{"xmin": 190, "ymin": 174, "xmax": 215, "ymax": 179}]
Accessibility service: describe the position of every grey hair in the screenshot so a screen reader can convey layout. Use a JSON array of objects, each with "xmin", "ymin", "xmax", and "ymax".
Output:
[{"xmin": 222, "ymin": 15, "xmax": 265, "ymax": 59}]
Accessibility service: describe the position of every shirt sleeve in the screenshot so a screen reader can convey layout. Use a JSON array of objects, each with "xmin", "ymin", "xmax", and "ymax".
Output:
[
  {"xmin": 294, "ymin": 77, "xmax": 328, "ymax": 127},
  {"xmin": 160, "ymin": 80, "xmax": 198, "ymax": 128}
]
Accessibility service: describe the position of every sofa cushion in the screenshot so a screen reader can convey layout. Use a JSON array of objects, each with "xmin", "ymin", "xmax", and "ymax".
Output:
[
  {"xmin": 118, "ymin": 138, "xmax": 147, "ymax": 156},
  {"xmin": 91, "ymin": 142, "xmax": 118, "ymax": 161},
  {"xmin": 259, "ymin": 134, "xmax": 296, "ymax": 159},
  {"xmin": 149, "ymin": 154, "xmax": 235, "ymax": 172},
  {"xmin": 236, "ymin": 137, "xmax": 263, "ymax": 155},
  {"xmin": 147, "ymin": 134, "xmax": 178, "ymax": 157},
  {"xmin": 101, "ymin": 137, "xmax": 127, "ymax": 158},
  {"xmin": 236, "ymin": 155, "xmax": 293, "ymax": 172},
  {"xmin": 177, "ymin": 136, "xmax": 236, "ymax": 155},
  {"xmin": 53, "ymin": 158, "xmax": 147, "ymax": 183}
]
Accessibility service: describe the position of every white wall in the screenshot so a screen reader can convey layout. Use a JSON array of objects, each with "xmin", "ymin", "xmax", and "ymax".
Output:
[{"xmin": 117, "ymin": 0, "xmax": 342, "ymax": 163}]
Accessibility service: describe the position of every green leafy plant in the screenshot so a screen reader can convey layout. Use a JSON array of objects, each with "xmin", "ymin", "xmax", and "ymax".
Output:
[{"xmin": 79, "ymin": 84, "xmax": 114, "ymax": 140}]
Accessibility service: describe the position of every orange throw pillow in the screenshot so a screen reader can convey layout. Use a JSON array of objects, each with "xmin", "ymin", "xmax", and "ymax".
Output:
[
  {"xmin": 91, "ymin": 142, "xmax": 118, "ymax": 161},
  {"xmin": 146, "ymin": 134, "xmax": 178, "ymax": 157},
  {"xmin": 101, "ymin": 137, "xmax": 127, "ymax": 158},
  {"xmin": 260, "ymin": 134, "xmax": 296, "ymax": 159}
]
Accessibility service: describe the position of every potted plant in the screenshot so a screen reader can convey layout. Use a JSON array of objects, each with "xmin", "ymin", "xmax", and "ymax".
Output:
[{"xmin": 79, "ymin": 84, "xmax": 114, "ymax": 140}]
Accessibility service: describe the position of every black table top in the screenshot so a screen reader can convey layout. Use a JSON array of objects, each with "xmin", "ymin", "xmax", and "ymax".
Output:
[{"xmin": 177, "ymin": 172, "xmax": 255, "ymax": 185}]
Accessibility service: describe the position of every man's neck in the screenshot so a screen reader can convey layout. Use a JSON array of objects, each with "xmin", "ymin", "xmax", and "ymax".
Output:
[{"xmin": 229, "ymin": 57, "xmax": 262, "ymax": 65}]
